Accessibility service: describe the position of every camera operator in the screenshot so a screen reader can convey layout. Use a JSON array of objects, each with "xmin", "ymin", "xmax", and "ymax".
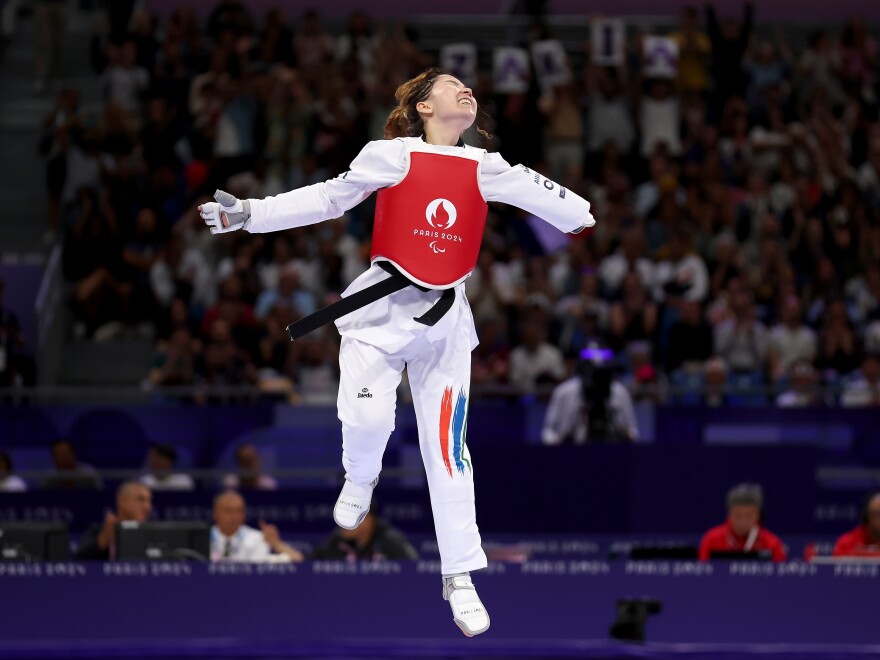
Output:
[{"xmin": 541, "ymin": 345, "xmax": 639, "ymax": 444}]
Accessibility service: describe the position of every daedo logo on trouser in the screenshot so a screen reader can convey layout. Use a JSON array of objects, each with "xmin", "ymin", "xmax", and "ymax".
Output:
[{"xmin": 439, "ymin": 386, "xmax": 471, "ymax": 477}]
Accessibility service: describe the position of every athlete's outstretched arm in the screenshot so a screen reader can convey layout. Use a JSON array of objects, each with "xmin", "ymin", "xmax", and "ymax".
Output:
[
  {"xmin": 200, "ymin": 139, "xmax": 407, "ymax": 235},
  {"xmin": 479, "ymin": 153, "xmax": 595, "ymax": 234}
]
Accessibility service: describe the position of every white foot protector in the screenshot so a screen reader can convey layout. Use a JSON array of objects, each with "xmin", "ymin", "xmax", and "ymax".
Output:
[
  {"xmin": 442, "ymin": 573, "xmax": 490, "ymax": 637},
  {"xmin": 333, "ymin": 475, "xmax": 377, "ymax": 530}
]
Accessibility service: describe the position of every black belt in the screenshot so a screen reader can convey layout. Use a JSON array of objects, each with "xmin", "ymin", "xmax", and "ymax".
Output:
[{"xmin": 286, "ymin": 262, "xmax": 457, "ymax": 341}]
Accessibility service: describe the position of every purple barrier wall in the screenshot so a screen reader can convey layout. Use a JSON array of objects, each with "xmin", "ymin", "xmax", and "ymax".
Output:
[
  {"xmin": 0, "ymin": 445, "xmax": 822, "ymax": 535},
  {"xmin": 0, "ymin": 561, "xmax": 878, "ymax": 658},
  {"xmin": 656, "ymin": 406, "xmax": 880, "ymax": 459}
]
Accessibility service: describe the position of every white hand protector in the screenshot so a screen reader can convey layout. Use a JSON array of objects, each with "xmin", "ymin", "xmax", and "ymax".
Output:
[{"xmin": 199, "ymin": 189, "xmax": 251, "ymax": 234}]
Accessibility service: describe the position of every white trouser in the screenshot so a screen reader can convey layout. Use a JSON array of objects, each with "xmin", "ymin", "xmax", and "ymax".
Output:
[{"xmin": 336, "ymin": 325, "xmax": 487, "ymax": 576}]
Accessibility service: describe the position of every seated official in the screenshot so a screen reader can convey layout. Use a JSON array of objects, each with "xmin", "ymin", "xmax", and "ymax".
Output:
[
  {"xmin": 310, "ymin": 500, "xmax": 418, "ymax": 561},
  {"xmin": 698, "ymin": 483, "xmax": 787, "ymax": 562},
  {"xmin": 211, "ymin": 490, "xmax": 303, "ymax": 562},
  {"xmin": 75, "ymin": 481, "xmax": 152, "ymax": 560},
  {"xmin": 833, "ymin": 491, "xmax": 880, "ymax": 557}
]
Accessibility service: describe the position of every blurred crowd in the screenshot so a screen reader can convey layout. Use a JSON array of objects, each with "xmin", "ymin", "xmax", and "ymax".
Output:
[{"xmin": 37, "ymin": 0, "xmax": 880, "ymax": 407}]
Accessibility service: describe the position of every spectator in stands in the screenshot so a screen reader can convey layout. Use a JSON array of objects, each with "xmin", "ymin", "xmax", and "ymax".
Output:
[
  {"xmin": 841, "ymin": 353, "xmax": 880, "ymax": 407},
  {"xmin": 210, "ymin": 490, "xmax": 303, "ymax": 562},
  {"xmin": 794, "ymin": 30, "xmax": 846, "ymax": 108},
  {"xmin": 838, "ymin": 16, "xmax": 877, "ymax": 99},
  {"xmin": 198, "ymin": 318, "xmax": 257, "ymax": 387},
  {"xmin": 148, "ymin": 326, "xmax": 201, "ymax": 388},
  {"xmin": 254, "ymin": 264, "xmax": 317, "ymax": 320},
  {"xmin": 508, "ymin": 319, "xmax": 566, "ymax": 392},
  {"xmin": 639, "ymin": 79, "xmax": 682, "ymax": 158},
  {"xmin": 666, "ymin": 300, "xmax": 713, "ymax": 372},
  {"xmin": 585, "ymin": 66, "xmax": 635, "ymax": 158},
  {"xmin": 120, "ymin": 208, "xmax": 162, "ymax": 326},
  {"xmin": 62, "ymin": 187, "xmax": 128, "ymax": 339},
  {"xmin": 310, "ymin": 498, "xmax": 418, "ymax": 561},
  {"xmin": 599, "ymin": 227, "xmax": 655, "ymax": 294},
  {"xmin": 43, "ymin": 440, "xmax": 102, "ymax": 490},
  {"xmin": 471, "ymin": 317, "xmax": 511, "ymax": 386},
  {"xmin": 34, "ymin": 0, "xmax": 67, "ymax": 94},
  {"xmin": 816, "ymin": 299, "xmax": 861, "ymax": 377},
  {"xmin": 200, "ymin": 274, "xmax": 259, "ymax": 354},
  {"xmin": 768, "ymin": 295, "xmax": 817, "ymax": 382},
  {"xmin": 671, "ymin": 5, "xmax": 712, "ymax": 96},
  {"xmin": 713, "ymin": 278, "xmax": 768, "ymax": 376},
  {"xmin": 0, "ymin": 279, "xmax": 35, "ymax": 387},
  {"xmin": 139, "ymin": 443, "xmax": 195, "ymax": 491},
  {"xmin": 207, "ymin": 0, "xmax": 254, "ymax": 43},
  {"xmin": 149, "ymin": 234, "xmax": 216, "ymax": 315},
  {"xmin": 39, "ymin": 87, "xmax": 81, "ymax": 242},
  {"xmin": 257, "ymin": 7, "xmax": 293, "ymax": 67},
  {"xmin": 832, "ymin": 491, "xmax": 880, "ymax": 557},
  {"xmin": 743, "ymin": 39, "xmax": 793, "ymax": 110},
  {"xmin": 223, "ymin": 443, "xmax": 278, "ymax": 491},
  {"xmin": 622, "ymin": 341, "xmax": 668, "ymax": 404},
  {"xmin": 654, "ymin": 229, "xmax": 709, "ymax": 303},
  {"xmin": 293, "ymin": 9, "xmax": 336, "ymax": 82},
  {"xmin": 538, "ymin": 81, "xmax": 584, "ymax": 184},
  {"xmin": 609, "ymin": 272, "xmax": 658, "ymax": 351},
  {"xmin": 291, "ymin": 336, "xmax": 340, "ymax": 405},
  {"xmin": 542, "ymin": 347, "xmax": 638, "ymax": 444},
  {"xmin": 100, "ymin": 41, "xmax": 150, "ymax": 131},
  {"xmin": 847, "ymin": 263, "xmax": 880, "ymax": 327},
  {"xmin": 698, "ymin": 483, "xmax": 787, "ymax": 562},
  {"xmin": 702, "ymin": 356, "xmax": 731, "ymax": 407},
  {"xmin": 705, "ymin": 0, "xmax": 754, "ymax": 105},
  {"xmin": 776, "ymin": 361, "xmax": 822, "ymax": 408},
  {"xmin": 74, "ymin": 481, "xmax": 152, "ymax": 560},
  {"xmin": 0, "ymin": 451, "xmax": 27, "ymax": 492}
]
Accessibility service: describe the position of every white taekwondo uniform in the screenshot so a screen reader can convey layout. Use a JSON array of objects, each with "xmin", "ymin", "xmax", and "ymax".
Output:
[{"xmin": 242, "ymin": 136, "xmax": 594, "ymax": 575}]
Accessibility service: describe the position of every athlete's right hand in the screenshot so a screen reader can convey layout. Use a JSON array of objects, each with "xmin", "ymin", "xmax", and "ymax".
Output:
[{"xmin": 199, "ymin": 189, "xmax": 251, "ymax": 234}]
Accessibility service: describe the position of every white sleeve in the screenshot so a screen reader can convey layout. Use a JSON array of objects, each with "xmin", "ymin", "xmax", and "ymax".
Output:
[
  {"xmin": 541, "ymin": 378, "xmax": 580, "ymax": 445},
  {"xmin": 541, "ymin": 385, "xmax": 567, "ymax": 445},
  {"xmin": 612, "ymin": 382, "xmax": 639, "ymax": 441},
  {"xmin": 245, "ymin": 139, "xmax": 407, "ymax": 234},
  {"xmin": 480, "ymin": 152, "xmax": 595, "ymax": 234},
  {"xmin": 149, "ymin": 261, "xmax": 174, "ymax": 306},
  {"xmin": 243, "ymin": 531, "xmax": 272, "ymax": 561}
]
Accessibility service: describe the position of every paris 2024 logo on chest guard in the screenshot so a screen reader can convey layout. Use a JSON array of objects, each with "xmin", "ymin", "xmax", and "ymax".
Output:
[{"xmin": 418, "ymin": 199, "xmax": 463, "ymax": 254}]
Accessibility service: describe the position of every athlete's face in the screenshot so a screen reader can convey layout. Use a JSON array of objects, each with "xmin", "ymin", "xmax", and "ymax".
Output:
[{"xmin": 420, "ymin": 75, "xmax": 477, "ymax": 128}]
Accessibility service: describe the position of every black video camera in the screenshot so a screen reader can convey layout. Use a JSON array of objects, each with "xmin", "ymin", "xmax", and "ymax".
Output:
[{"xmin": 609, "ymin": 597, "xmax": 663, "ymax": 642}]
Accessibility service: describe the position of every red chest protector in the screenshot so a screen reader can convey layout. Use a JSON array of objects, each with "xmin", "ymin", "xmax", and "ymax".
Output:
[{"xmin": 370, "ymin": 149, "xmax": 488, "ymax": 289}]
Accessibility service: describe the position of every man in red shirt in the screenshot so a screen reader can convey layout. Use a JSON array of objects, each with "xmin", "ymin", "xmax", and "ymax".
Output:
[
  {"xmin": 832, "ymin": 492, "xmax": 880, "ymax": 557},
  {"xmin": 698, "ymin": 483, "xmax": 787, "ymax": 562}
]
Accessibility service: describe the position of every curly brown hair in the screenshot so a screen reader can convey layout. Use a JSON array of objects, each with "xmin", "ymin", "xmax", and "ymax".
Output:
[{"xmin": 383, "ymin": 68, "xmax": 490, "ymax": 141}]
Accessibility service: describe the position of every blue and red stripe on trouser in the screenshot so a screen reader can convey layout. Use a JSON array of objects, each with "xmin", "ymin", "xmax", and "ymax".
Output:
[{"xmin": 439, "ymin": 387, "xmax": 472, "ymax": 477}]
